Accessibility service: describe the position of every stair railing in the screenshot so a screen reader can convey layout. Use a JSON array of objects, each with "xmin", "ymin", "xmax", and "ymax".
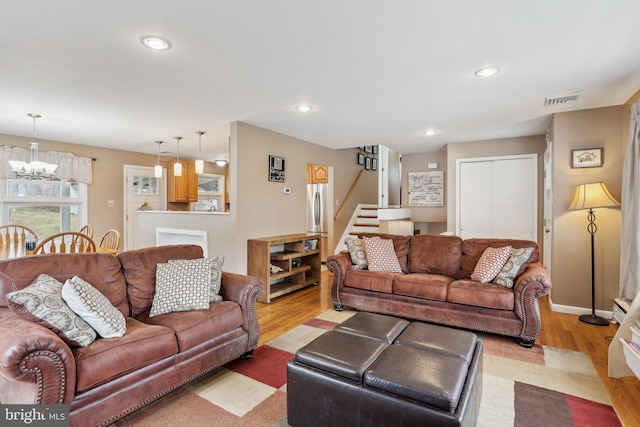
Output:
[{"xmin": 334, "ymin": 169, "xmax": 364, "ymax": 220}]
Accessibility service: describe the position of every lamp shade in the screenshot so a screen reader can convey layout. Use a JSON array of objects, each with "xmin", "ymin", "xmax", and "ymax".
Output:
[{"xmin": 569, "ymin": 182, "xmax": 620, "ymax": 210}]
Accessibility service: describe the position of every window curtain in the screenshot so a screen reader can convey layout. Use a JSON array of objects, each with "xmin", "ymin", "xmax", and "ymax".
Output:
[
  {"xmin": 0, "ymin": 146, "xmax": 93, "ymax": 184},
  {"xmin": 619, "ymin": 101, "xmax": 640, "ymax": 300}
]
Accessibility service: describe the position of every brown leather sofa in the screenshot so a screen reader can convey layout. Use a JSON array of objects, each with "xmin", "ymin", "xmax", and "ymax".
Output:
[
  {"xmin": 0, "ymin": 244, "xmax": 262, "ymax": 427},
  {"xmin": 327, "ymin": 233, "xmax": 552, "ymax": 347}
]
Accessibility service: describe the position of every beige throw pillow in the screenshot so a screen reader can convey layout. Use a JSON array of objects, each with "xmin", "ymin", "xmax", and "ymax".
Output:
[
  {"xmin": 344, "ymin": 237, "xmax": 368, "ymax": 270},
  {"xmin": 169, "ymin": 257, "xmax": 225, "ymax": 302},
  {"xmin": 6, "ymin": 274, "xmax": 97, "ymax": 347},
  {"xmin": 471, "ymin": 246, "xmax": 512, "ymax": 283},
  {"xmin": 362, "ymin": 236, "xmax": 402, "ymax": 273},
  {"xmin": 62, "ymin": 276, "xmax": 127, "ymax": 338},
  {"xmin": 492, "ymin": 247, "xmax": 535, "ymax": 288},
  {"xmin": 150, "ymin": 261, "xmax": 210, "ymax": 317}
]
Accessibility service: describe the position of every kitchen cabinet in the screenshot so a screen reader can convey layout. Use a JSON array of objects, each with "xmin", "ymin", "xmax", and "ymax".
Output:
[
  {"xmin": 248, "ymin": 233, "xmax": 322, "ymax": 303},
  {"xmin": 168, "ymin": 160, "xmax": 198, "ymax": 202},
  {"xmin": 307, "ymin": 164, "xmax": 328, "ymax": 184}
]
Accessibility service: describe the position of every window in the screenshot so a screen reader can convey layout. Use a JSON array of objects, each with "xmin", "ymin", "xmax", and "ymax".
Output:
[{"xmin": 1, "ymin": 179, "xmax": 88, "ymax": 238}]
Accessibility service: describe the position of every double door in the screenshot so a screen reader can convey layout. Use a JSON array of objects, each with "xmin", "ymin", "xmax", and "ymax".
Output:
[{"xmin": 457, "ymin": 155, "xmax": 537, "ymax": 240}]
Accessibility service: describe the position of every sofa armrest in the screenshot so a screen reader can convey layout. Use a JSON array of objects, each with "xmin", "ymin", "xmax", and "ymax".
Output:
[
  {"xmin": 219, "ymin": 272, "xmax": 262, "ymax": 351},
  {"xmin": 326, "ymin": 251, "xmax": 354, "ymax": 306},
  {"xmin": 513, "ymin": 262, "xmax": 552, "ymax": 340},
  {"xmin": 0, "ymin": 309, "xmax": 76, "ymax": 405}
]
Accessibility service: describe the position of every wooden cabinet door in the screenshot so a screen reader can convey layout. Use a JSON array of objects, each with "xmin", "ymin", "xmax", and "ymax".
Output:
[
  {"xmin": 168, "ymin": 161, "xmax": 198, "ymax": 202},
  {"xmin": 307, "ymin": 164, "xmax": 328, "ymax": 184}
]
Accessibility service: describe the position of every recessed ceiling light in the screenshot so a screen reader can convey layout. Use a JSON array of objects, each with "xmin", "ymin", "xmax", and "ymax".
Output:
[
  {"xmin": 474, "ymin": 66, "xmax": 500, "ymax": 77},
  {"xmin": 422, "ymin": 129, "xmax": 437, "ymax": 136},
  {"xmin": 141, "ymin": 36, "xmax": 171, "ymax": 51},
  {"xmin": 295, "ymin": 105, "xmax": 313, "ymax": 112}
]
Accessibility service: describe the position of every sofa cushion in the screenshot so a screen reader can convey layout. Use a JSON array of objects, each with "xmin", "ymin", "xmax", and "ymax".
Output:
[
  {"xmin": 73, "ymin": 317, "xmax": 178, "ymax": 392},
  {"xmin": 459, "ymin": 239, "xmax": 539, "ymax": 280},
  {"xmin": 344, "ymin": 269, "xmax": 399, "ymax": 293},
  {"xmin": 344, "ymin": 237, "xmax": 368, "ymax": 270},
  {"xmin": 358, "ymin": 233, "xmax": 412, "ymax": 273},
  {"xmin": 392, "ymin": 273, "xmax": 452, "ymax": 302},
  {"xmin": 470, "ymin": 246, "xmax": 512, "ymax": 283},
  {"xmin": 447, "ymin": 280, "xmax": 514, "ymax": 310},
  {"xmin": 150, "ymin": 261, "xmax": 211, "ymax": 317},
  {"xmin": 137, "ymin": 301, "xmax": 244, "ymax": 352},
  {"xmin": 118, "ymin": 245, "xmax": 204, "ymax": 317},
  {"xmin": 408, "ymin": 234, "xmax": 462, "ymax": 277},
  {"xmin": 493, "ymin": 247, "xmax": 535, "ymax": 289},
  {"xmin": 362, "ymin": 236, "xmax": 403, "ymax": 273},
  {"xmin": 62, "ymin": 276, "xmax": 126, "ymax": 338},
  {"xmin": 6, "ymin": 274, "xmax": 97, "ymax": 347}
]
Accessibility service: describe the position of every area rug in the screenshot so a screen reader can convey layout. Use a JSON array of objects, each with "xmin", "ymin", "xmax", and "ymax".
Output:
[{"xmin": 112, "ymin": 310, "xmax": 621, "ymax": 427}]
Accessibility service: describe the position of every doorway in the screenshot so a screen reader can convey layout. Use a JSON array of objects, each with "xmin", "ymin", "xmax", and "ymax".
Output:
[{"xmin": 123, "ymin": 165, "xmax": 166, "ymax": 250}]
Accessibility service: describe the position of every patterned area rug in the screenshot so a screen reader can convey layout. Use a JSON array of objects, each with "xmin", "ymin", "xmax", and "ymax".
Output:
[{"xmin": 113, "ymin": 310, "xmax": 621, "ymax": 427}]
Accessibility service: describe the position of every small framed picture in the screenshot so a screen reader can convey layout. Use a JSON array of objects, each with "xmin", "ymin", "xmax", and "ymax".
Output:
[
  {"xmin": 365, "ymin": 157, "xmax": 371, "ymax": 170},
  {"xmin": 365, "ymin": 146, "xmax": 373, "ymax": 153},
  {"xmin": 357, "ymin": 152, "xmax": 365, "ymax": 165},
  {"xmin": 268, "ymin": 155, "xmax": 286, "ymax": 182},
  {"xmin": 572, "ymin": 148, "xmax": 603, "ymax": 168},
  {"xmin": 372, "ymin": 158, "xmax": 377, "ymax": 171},
  {"xmin": 372, "ymin": 145, "xmax": 378, "ymax": 154}
]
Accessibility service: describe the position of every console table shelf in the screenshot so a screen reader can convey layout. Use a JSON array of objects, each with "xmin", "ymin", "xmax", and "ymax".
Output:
[{"xmin": 248, "ymin": 233, "xmax": 322, "ymax": 303}]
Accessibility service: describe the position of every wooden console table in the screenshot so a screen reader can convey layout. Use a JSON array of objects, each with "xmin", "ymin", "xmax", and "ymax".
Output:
[{"xmin": 248, "ymin": 233, "xmax": 322, "ymax": 303}]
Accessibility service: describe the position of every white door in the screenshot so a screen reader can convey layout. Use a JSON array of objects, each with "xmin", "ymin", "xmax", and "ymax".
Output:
[
  {"xmin": 457, "ymin": 155, "xmax": 537, "ymax": 240},
  {"xmin": 123, "ymin": 165, "xmax": 166, "ymax": 250}
]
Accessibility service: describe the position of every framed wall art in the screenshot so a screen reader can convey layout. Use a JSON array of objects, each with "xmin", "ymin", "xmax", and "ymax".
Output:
[
  {"xmin": 572, "ymin": 148, "xmax": 602, "ymax": 168},
  {"xmin": 365, "ymin": 157, "xmax": 371, "ymax": 170},
  {"xmin": 408, "ymin": 171, "xmax": 444, "ymax": 207},
  {"xmin": 357, "ymin": 152, "xmax": 365, "ymax": 165},
  {"xmin": 268, "ymin": 155, "xmax": 286, "ymax": 182},
  {"xmin": 372, "ymin": 158, "xmax": 377, "ymax": 171}
]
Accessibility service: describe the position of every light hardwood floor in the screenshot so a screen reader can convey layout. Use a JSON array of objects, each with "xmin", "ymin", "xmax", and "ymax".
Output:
[{"xmin": 256, "ymin": 270, "xmax": 640, "ymax": 427}]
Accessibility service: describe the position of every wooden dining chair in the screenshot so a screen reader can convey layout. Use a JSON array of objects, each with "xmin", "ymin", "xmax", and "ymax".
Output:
[
  {"xmin": 32, "ymin": 231, "xmax": 96, "ymax": 254},
  {"xmin": 98, "ymin": 229, "xmax": 121, "ymax": 253},
  {"xmin": 0, "ymin": 224, "xmax": 38, "ymax": 247},
  {"xmin": 74, "ymin": 224, "xmax": 94, "ymax": 242}
]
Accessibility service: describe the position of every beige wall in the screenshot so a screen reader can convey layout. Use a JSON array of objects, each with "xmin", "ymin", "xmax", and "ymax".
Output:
[
  {"xmin": 233, "ymin": 122, "xmax": 378, "ymax": 271},
  {"xmin": 445, "ymin": 135, "xmax": 547, "ymax": 242},
  {"xmin": 550, "ymin": 106, "xmax": 623, "ymax": 311}
]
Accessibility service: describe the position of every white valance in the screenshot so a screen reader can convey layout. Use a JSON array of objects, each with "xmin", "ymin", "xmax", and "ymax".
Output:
[{"xmin": 0, "ymin": 145, "xmax": 93, "ymax": 184}]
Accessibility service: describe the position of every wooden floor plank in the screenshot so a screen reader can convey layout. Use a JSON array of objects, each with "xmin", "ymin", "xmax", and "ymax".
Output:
[{"xmin": 256, "ymin": 270, "xmax": 640, "ymax": 426}]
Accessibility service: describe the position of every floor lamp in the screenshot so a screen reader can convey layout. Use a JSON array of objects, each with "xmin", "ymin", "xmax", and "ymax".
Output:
[{"xmin": 569, "ymin": 182, "xmax": 620, "ymax": 325}]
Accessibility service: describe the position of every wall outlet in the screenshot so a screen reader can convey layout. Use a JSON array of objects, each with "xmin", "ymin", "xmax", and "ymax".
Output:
[
  {"xmin": 283, "ymin": 187, "xmax": 292, "ymax": 194},
  {"xmin": 107, "ymin": 200, "xmax": 115, "ymax": 207}
]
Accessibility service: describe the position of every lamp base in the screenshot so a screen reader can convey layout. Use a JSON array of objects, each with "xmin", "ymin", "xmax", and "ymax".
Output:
[{"xmin": 579, "ymin": 313, "xmax": 609, "ymax": 326}]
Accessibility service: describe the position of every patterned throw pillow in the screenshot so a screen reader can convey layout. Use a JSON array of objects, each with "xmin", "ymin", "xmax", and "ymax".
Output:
[
  {"xmin": 492, "ymin": 247, "xmax": 535, "ymax": 288},
  {"xmin": 150, "ymin": 261, "xmax": 211, "ymax": 317},
  {"xmin": 344, "ymin": 237, "xmax": 368, "ymax": 270},
  {"xmin": 471, "ymin": 246, "xmax": 513, "ymax": 283},
  {"xmin": 62, "ymin": 276, "xmax": 127, "ymax": 338},
  {"xmin": 6, "ymin": 274, "xmax": 97, "ymax": 347},
  {"xmin": 361, "ymin": 236, "xmax": 403, "ymax": 273},
  {"xmin": 169, "ymin": 257, "xmax": 225, "ymax": 302}
]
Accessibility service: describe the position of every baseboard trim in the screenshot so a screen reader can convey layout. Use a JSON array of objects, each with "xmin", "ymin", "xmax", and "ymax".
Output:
[{"xmin": 549, "ymin": 297, "xmax": 613, "ymax": 319}]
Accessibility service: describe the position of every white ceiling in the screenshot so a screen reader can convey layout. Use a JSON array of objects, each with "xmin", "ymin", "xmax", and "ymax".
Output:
[{"xmin": 2, "ymin": 1, "xmax": 640, "ymax": 162}]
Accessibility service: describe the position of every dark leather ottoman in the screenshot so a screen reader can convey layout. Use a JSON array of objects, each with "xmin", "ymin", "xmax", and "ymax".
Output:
[{"xmin": 287, "ymin": 312, "xmax": 483, "ymax": 427}]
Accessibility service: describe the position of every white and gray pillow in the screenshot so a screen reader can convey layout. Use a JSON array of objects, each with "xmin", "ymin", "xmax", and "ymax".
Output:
[
  {"xmin": 345, "ymin": 237, "xmax": 368, "ymax": 270},
  {"xmin": 62, "ymin": 276, "xmax": 126, "ymax": 338},
  {"xmin": 150, "ymin": 261, "xmax": 211, "ymax": 317},
  {"xmin": 169, "ymin": 256, "xmax": 224, "ymax": 302},
  {"xmin": 492, "ymin": 247, "xmax": 535, "ymax": 288},
  {"xmin": 6, "ymin": 274, "xmax": 97, "ymax": 347}
]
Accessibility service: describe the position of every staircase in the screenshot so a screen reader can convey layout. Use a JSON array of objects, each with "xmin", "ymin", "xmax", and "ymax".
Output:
[{"xmin": 335, "ymin": 204, "xmax": 379, "ymax": 253}]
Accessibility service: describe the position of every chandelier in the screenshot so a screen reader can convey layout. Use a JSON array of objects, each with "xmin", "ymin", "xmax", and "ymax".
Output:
[{"xmin": 9, "ymin": 113, "xmax": 58, "ymax": 180}]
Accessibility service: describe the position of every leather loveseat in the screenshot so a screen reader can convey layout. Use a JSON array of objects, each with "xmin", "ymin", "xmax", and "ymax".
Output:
[
  {"xmin": 0, "ymin": 244, "xmax": 262, "ymax": 427},
  {"xmin": 327, "ymin": 233, "xmax": 552, "ymax": 347}
]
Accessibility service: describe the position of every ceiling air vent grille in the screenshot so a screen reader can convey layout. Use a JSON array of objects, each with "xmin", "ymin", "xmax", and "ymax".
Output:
[{"xmin": 544, "ymin": 95, "xmax": 579, "ymax": 106}]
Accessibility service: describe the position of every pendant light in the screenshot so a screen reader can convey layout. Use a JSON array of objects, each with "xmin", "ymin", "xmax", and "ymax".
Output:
[
  {"xmin": 195, "ymin": 131, "xmax": 205, "ymax": 174},
  {"xmin": 154, "ymin": 141, "xmax": 163, "ymax": 178},
  {"xmin": 9, "ymin": 113, "xmax": 58, "ymax": 180},
  {"xmin": 173, "ymin": 136, "xmax": 182, "ymax": 176}
]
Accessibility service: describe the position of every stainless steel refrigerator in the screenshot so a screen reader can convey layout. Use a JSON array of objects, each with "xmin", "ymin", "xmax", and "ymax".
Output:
[{"xmin": 307, "ymin": 182, "xmax": 328, "ymax": 237}]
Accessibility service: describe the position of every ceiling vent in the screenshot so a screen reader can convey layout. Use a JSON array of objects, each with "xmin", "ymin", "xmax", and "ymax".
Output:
[{"xmin": 544, "ymin": 95, "xmax": 579, "ymax": 106}]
